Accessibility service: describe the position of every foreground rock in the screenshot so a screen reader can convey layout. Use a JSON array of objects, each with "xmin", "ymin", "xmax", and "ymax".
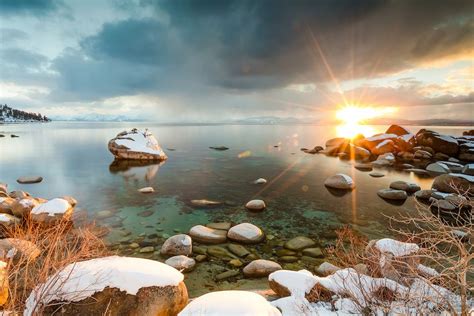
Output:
[
  {"xmin": 431, "ymin": 174, "xmax": 474, "ymax": 194},
  {"xmin": 25, "ymin": 256, "xmax": 188, "ymax": 316},
  {"xmin": 243, "ymin": 259, "xmax": 282, "ymax": 277},
  {"xmin": 179, "ymin": 291, "xmax": 281, "ymax": 315},
  {"xmin": 11, "ymin": 198, "xmax": 39, "ymax": 218},
  {"xmin": 227, "ymin": 223, "xmax": 265, "ymax": 244},
  {"xmin": 160, "ymin": 234, "xmax": 192, "ymax": 256},
  {"xmin": 17, "ymin": 176, "xmax": 43, "ymax": 184},
  {"xmin": 415, "ymin": 129, "xmax": 458, "ymax": 156},
  {"xmin": 108, "ymin": 129, "xmax": 167, "ymax": 161},
  {"xmin": 188, "ymin": 225, "xmax": 227, "ymax": 244},
  {"xmin": 324, "ymin": 174, "xmax": 355, "ymax": 190},
  {"xmin": 0, "ymin": 238, "xmax": 40, "ymax": 262},
  {"xmin": 31, "ymin": 198, "xmax": 74, "ymax": 224}
]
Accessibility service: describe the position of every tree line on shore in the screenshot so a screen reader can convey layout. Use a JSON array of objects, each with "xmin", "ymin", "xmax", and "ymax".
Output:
[{"xmin": 0, "ymin": 104, "xmax": 50, "ymax": 122}]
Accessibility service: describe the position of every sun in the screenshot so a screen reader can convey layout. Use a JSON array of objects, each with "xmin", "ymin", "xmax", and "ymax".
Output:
[{"xmin": 335, "ymin": 105, "xmax": 396, "ymax": 138}]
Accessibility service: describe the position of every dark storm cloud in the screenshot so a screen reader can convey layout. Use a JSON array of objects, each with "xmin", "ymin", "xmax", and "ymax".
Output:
[{"xmin": 0, "ymin": 0, "xmax": 61, "ymax": 15}]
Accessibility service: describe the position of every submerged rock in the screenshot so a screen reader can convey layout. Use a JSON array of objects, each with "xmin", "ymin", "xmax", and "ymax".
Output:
[
  {"xmin": 284, "ymin": 236, "xmax": 316, "ymax": 251},
  {"xmin": 108, "ymin": 129, "xmax": 167, "ymax": 161},
  {"xmin": 190, "ymin": 199, "xmax": 222, "ymax": 207},
  {"xmin": 243, "ymin": 259, "xmax": 282, "ymax": 278},
  {"xmin": 324, "ymin": 174, "xmax": 355, "ymax": 190},
  {"xmin": 227, "ymin": 244, "xmax": 250, "ymax": 257},
  {"xmin": 160, "ymin": 234, "xmax": 192, "ymax": 256},
  {"xmin": 369, "ymin": 172, "xmax": 385, "ymax": 178},
  {"xmin": 165, "ymin": 255, "xmax": 195, "ymax": 272}
]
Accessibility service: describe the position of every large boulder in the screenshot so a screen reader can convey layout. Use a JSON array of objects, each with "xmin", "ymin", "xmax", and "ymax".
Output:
[
  {"xmin": 179, "ymin": 291, "xmax": 281, "ymax": 315},
  {"xmin": 415, "ymin": 129, "xmax": 459, "ymax": 156},
  {"xmin": 25, "ymin": 256, "xmax": 188, "ymax": 316},
  {"xmin": 31, "ymin": 198, "xmax": 74, "ymax": 224},
  {"xmin": 431, "ymin": 174, "xmax": 474, "ymax": 195},
  {"xmin": 160, "ymin": 234, "xmax": 192, "ymax": 256},
  {"xmin": 227, "ymin": 223, "xmax": 265, "ymax": 244},
  {"xmin": 108, "ymin": 129, "xmax": 167, "ymax": 161},
  {"xmin": 359, "ymin": 133, "xmax": 398, "ymax": 151}
]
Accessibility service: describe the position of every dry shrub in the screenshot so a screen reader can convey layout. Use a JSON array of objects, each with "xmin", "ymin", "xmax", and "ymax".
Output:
[
  {"xmin": 1, "ymin": 217, "xmax": 108, "ymax": 313},
  {"xmin": 326, "ymin": 225, "xmax": 368, "ymax": 267}
]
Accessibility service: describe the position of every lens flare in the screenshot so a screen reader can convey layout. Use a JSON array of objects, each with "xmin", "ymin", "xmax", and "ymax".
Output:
[{"xmin": 336, "ymin": 105, "xmax": 396, "ymax": 138}]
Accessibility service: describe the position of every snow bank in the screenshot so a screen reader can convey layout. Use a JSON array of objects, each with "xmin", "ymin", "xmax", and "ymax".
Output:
[
  {"xmin": 178, "ymin": 291, "xmax": 281, "ymax": 316},
  {"xmin": 114, "ymin": 129, "xmax": 165, "ymax": 155},
  {"xmin": 374, "ymin": 238, "xmax": 419, "ymax": 257},
  {"xmin": 31, "ymin": 198, "xmax": 71, "ymax": 216},
  {"xmin": 25, "ymin": 256, "xmax": 184, "ymax": 315}
]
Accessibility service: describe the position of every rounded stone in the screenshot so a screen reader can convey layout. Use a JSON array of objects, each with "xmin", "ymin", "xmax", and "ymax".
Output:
[
  {"xmin": 165, "ymin": 255, "xmax": 196, "ymax": 272},
  {"xmin": 389, "ymin": 181, "xmax": 421, "ymax": 193},
  {"xmin": 188, "ymin": 225, "xmax": 227, "ymax": 244},
  {"xmin": 243, "ymin": 259, "xmax": 282, "ymax": 278},
  {"xmin": 284, "ymin": 236, "xmax": 316, "ymax": 251},
  {"xmin": 227, "ymin": 223, "xmax": 265, "ymax": 244},
  {"xmin": 245, "ymin": 200, "xmax": 266, "ymax": 212},
  {"xmin": 160, "ymin": 234, "xmax": 192, "ymax": 256},
  {"xmin": 377, "ymin": 189, "xmax": 408, "ymax": 200},
  {"xmin": 17, "ymin": 176, "xmax": 43, "ymax": 184},
  {"xmin": 324, "ymin": 174, "xmax": 355, "ymax": 190}
]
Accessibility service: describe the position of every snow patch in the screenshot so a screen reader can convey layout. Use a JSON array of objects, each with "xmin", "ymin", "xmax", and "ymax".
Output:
[
  {"xmin": 375, "ymin": 238, "xmax": 419, "ymax": 257},
  {"xmin": 31, "ymin": 198, "xmax": 71, "ymax": 216},
  {"xmin": 114, "ymin": 129, "xmax": 165, "ymax": 156}
]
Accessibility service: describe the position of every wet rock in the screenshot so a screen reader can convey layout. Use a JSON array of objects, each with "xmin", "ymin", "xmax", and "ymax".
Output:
[
  {"xmin": 165, "ymin": 255, "xmax": 195, "ymax": 272},
  {"xmin": 302, "ymin": 247, "xmax": 323, "ymax": 258},
  {"xmin": 245, "ymin": 199, "xmax": 266, "ymax": 212},
  {"xmin": 440, "ymin": 161, "xmax": 464, "ymax": 173},
  {"xmin": 195, "ymin": 255, "xmax": 207, "ymax": 262},
  {"xmin": 160, "ymin": 234, "xmax": 192, "ymax": 256},
  {"xmin": 324, "ymin": 174, "xmax": 355, "ymax": 190},
  {"xmin": 372, "ymin": 153, "xmax": 396, "ymax": 166},
  {"xmin": 431, "ymin": 174, "xmax": 474, "ymax": 194},
  {"xmin": 227, "ymin": 223, "xmax": 265, "ymax": 244},
  {"xmin": 316, "ymin": 262, "xmax": 340, "ymax": 276},
  {"xmin": 369, "ymin": 172, "xmax": 385, "ymax": 178},
  {"xmin": 405, "ymin": 168, "xmax": 430, "ymax": 176},
  {"xmin": 414, "ymin": 150, "xmax": 432, "ymax": 160},
  {"xmin": 284, "ymin": 236, "xmax": 316, "ymax": 251},
  {"xmin": 301, "ymin": 256, "xmax": 322, "ymax": 265},
  {"xmin": 377, "ymin": 189, "xmax": 407, "ymax": 200},
  {"xmin": 414, "ymin": 189, "xmax": 434, "ymax": 200},
  {"xmin": 192, "ymin": 246, "xmax": 207, "ymax": 255},
  {"xmin": 190, "ymin": 199, "xmax": 222, "ymax": 207},
  {"xmin": 17, "ymin": 176, "xmax": 43, "ymax": 184},
  {"xmin": 416, "ymin": 129, "xmax": 459, "ymax": 156},
  {"xmin": 108, "ymin": 129, "xmax": 167, "ymax": 161},
  {"xmin": 209, "ymin": 146, "xmax": 229, "ymax": 151},
  {"xmin": 354, "ymin": 163, "xmax": 372, "ymax": 171},
  {"xmin": 254, "ymin": 178, "xmax": 267, "ymax": 184},
  {"xmin": 207, "ymin": 246, "xmax": 237, "ymax": 260},
  {"xmin": 389, "ymin": 181, "xmax": 421, "ymax": 193},
  {"xmin": 138, "ymin": 210, "xmax": 153, "ymax": 217},
  {"xmin": 188, "ymin": 225, "xmax": 227, "ymax": 244},
  {"xmin": 227, "ymin": 244, "xmax": 250, "ymax": 257},
  {"xmin": 206, "ymin": 222, "xmax": 231, "ymax": 231},
  {"xmin": 138, "ymin": 187, "xmax": 154, "ymax": 193},
  {"xmin": 243, "ymin": 259, "xmax": 282, "ymax": 278},
  {"xmin": 426, "ymin": 162, "xmax": 450, "ymax": 174},
  {"xmin": 215, "ymin": 270, "xmax": 240, "ymax": 281},
  {"xmin": 430, "ymin": 198, "xmax": 456, "ymax": 212}
]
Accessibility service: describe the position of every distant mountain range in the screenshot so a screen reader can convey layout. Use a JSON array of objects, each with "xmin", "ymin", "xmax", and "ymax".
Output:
[{"xmin": 0, "ymin": 104, "xmax": 50, "ymax": 123}]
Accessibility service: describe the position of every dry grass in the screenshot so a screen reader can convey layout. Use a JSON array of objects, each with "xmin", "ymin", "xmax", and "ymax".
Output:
[{"xmin": 0, "ymin": 217, "xmax": 108, "ymax": 313}]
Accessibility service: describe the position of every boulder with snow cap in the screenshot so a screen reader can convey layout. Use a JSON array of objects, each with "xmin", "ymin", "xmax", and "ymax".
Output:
[
  {"xmin": 30, "ymin": 198, "xmax": 74, "ymax": 224},
  {"xmin": 25, "ymin": 256, "xmax": 188, "ymax": 316},
  {"xmin": 178, "ymin": 290, "xmax": 281, "ymax": 316},
  {"xmin": 108, "ymin": 129, "xmax": 167, "ymax": 161}
]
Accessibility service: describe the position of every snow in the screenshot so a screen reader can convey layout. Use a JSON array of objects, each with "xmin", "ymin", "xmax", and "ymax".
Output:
[
  {"xmin": 375, "ymin": 238, "xmax": 419, "ymax": 257},
  {"xmin": 114, "ymin": 129, "xmax": 165, "ymax": 155},
  {"xmin": 19, "ymin": 199, "xmax": 35, "ymax": 208},
  {"xmin": 31, "ymin": 198, "xmax": 71, "ymax": 216},
  {"xmin": 375, "ymin": 139, "xmax": 392, "ymax": 148},
  {"xmin": 366, "ymin": 133, "xmax": 398, "ymax": 142},
  {"xmin": 178, "ymin": 291, "xmax": 281, "ymax": 316},
  {"xmin": 228, "ymin": 223, "xmax": 262, "ymax": 239},
  {"xmin": 437, "ymin": 134, "xmax": 458, "ymax": 145},
  {"xmin": 0, "ymin": 214, "xmax": 15, "ymax": 222},
  {"xmin": 24, "ymin": 256, "xmax": 184, "ymax": 316},
  {"xmin": 0, "ymin": 261, "xmax": 6, "ymax": 269},
  {"xmin": 269, "ymin": 270, "xmax": 317, "ymax": 295},
  {"xmin": 399, "ymin": 133, "xmax": 414, "ymax": 142},
  {"xmin": 449, "ymin": 173, "xmax": 474, "ymax": 183}
]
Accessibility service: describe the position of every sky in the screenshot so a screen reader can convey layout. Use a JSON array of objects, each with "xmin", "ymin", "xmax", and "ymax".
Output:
[{"xmin": 0, "ymin": 0, "xmax": 472, "ymax": 122}]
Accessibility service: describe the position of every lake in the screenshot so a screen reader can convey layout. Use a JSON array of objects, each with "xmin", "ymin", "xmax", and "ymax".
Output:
[{"xmin": 0, "ymin": 122, "xmax": 469, "ymax": 295}]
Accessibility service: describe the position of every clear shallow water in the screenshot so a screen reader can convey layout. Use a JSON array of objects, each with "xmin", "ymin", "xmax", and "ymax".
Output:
[{"xmin": 0, "ymin": 122, "xmax": 469, "ymax": 295}]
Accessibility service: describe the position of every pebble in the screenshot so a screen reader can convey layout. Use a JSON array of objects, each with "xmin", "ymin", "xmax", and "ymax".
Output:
[{"xmin": 138, "ymin": 187, "xmax": 154, "ymax": 193}]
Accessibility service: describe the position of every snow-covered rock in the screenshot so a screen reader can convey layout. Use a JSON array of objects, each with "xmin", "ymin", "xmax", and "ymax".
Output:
[
  {"xmin": 108, "ymin": 129, "xmax": 167, "ymax": 161},
  {"xmin": 31, "ymin": 198, "xmax": 74, "ymax": 224},
  {"xmin": 11, "ymin": 198, "xmax": 39, "ymax": 217},
  {"xmin": 178, "ymin": 291, "xmax": 281, "ymax": 316},
  {"xmin": 160, "ymin": 234, "xmax": 192, "ymax": 256},
  {"xmin": 324, "ymin": 174, "xmax": 355, "ymax": 190},
  {"xmin": 227, "ymin": 223, "xmax": 265, "ymax": 244},
  {"xmin": 25, "ymin": 256, "xmax": 188, "ymax": 316}
]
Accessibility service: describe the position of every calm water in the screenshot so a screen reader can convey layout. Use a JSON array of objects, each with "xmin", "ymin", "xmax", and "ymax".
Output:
[{"xmin": 0, "ymin": 122, "xmax": 469, "ymax": 295}]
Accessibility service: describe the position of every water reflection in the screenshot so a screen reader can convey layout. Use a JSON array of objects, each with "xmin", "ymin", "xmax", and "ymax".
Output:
[{"xmin": 109, "ymin": 159, "xmax": 165, "ymax": 183}]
